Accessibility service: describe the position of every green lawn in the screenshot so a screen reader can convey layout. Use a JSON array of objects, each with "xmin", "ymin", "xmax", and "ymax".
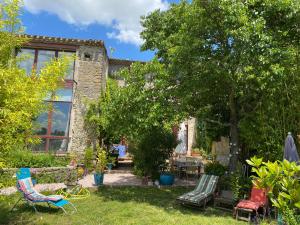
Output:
[{"xmin": 0, "ymin": 187, "xmax": 246, "ymax": 225}]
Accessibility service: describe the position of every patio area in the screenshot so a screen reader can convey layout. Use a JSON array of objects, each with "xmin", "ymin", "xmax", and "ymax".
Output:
[{"xmin": 78, "ymin": 170, "xmax": 198, "ymax": 188}]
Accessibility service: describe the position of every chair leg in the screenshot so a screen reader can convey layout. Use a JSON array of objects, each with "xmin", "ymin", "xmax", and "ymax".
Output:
[
  {"xmin": 59, "ymin": 206, "xmax": 67, "ymax": 214},
  {"xmin": 234, "ymin": 207, "xmax": 237, "ymax": 219},
  {"xmin": 27, "ymin": 201, "xmax": 38, "ymax": 213},
  {"xmin": 10, "ymin": 196, "xmax": 22, "ymax": 212},
  {"xmin": 69, "ymin": 201, "xmax": 77, "ymax": 213}
]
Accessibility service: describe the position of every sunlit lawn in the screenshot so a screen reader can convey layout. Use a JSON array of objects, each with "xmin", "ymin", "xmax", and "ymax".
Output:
[{"xmin": 0, "ymin": 187, "xmax": 246, "ymax": 225}]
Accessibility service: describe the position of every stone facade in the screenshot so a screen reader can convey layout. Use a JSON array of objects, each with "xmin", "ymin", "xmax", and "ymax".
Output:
[{"xmin": 68, "ymin": 46, "xmax": 108, "ymax": 153}]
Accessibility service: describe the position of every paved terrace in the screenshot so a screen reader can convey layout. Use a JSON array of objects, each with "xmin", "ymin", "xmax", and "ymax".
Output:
[{"xmin": 0, "ymin": 165, "xmax": 197, "ymax": 196}]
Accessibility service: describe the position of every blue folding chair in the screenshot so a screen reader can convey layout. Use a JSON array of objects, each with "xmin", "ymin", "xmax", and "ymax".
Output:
[{"xmin": 11, "ymin": 168, "xmax": 77, "ymax": 214}]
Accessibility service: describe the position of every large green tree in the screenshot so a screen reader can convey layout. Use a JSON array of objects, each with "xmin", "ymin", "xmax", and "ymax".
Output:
[
  {"xmin": 0, "ymin": 0, "xmax": 70, "ymax": 155},
  {"xmin": 141, "ymin": 0, "xmax": 300, "ymax": 170},
  {"xmin": 85, "ymin": 61, "xmax": 179, "ymax": 179},
  {"xmin": 85, "ymin": 60, "xmax": 181, "ymax": 146}
]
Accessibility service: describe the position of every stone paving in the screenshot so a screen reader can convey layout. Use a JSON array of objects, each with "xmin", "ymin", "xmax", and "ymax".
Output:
[{"xmin": 78, "ymin": 170, "xmax": 197, "ymax": 188}]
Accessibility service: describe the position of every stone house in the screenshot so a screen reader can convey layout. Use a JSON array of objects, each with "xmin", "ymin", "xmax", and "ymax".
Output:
[
  {"xmin": 19, "ymin": 35, "xmax": 133, "ymax": 153},
  {"xmin": 19, "ymin": 35, "xmax": 198, "ymax": 155}
]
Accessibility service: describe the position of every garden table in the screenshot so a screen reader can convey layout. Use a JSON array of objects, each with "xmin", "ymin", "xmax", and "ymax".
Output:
[{"xmin": 174, "ymin": 158, "xmax": 202, "ymax": 178}]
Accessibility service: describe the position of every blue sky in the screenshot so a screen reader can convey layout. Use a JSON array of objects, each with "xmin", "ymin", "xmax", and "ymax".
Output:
[{"xmin": 21, "ymin": 0, "xmax": 180, "ymax": 62}]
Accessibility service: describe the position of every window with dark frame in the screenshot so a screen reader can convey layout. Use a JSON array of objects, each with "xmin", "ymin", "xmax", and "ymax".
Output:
[{"xmin": 18, "ymin": 48, "xmax": 75, "ymax": 153}]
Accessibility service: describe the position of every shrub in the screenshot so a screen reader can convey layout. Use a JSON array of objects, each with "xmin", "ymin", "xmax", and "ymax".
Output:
[
  {"xmin": 229, "ymin": 171, "xmax": 252, "ymax": 201},
  {"xmin": 132, "ymin": 126, "xmax": 177, "ymax": 181},
  {"xmin": 204, "ymin": 161, "xmax": 226, "ymax": 177},
  {"xmin": 95, "ymin": 147, "xmax": 107, "ymax": 173},
  {"xmin": 6, "ymin": 150, "xmax": 68, "ymax": 168},
  {"xmin": 247, "ymin": 157, "xmax": 300, "ymax": 225}
]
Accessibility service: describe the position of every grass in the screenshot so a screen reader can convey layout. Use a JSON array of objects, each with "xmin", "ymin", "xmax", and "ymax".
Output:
[{"xmin": 0, "ymin": 187, "xmax": 246, "ymax": 225}]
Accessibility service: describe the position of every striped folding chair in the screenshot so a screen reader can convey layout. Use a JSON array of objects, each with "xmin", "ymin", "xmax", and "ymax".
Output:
[{"xmin": 11, "ymin": 168, "xmax": 77, "ymax": 214}]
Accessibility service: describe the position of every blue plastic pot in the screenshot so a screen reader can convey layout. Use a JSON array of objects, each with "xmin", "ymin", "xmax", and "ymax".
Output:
[
  {"xmin": 159, "ymin": 174, "xmax": 175, "ymax": 185},
  {"xmin": 277, "ymin": 212, "xmax": 283, "ymax": 225},
  {"xmin": 107, "ymin": 163, "xmax": 113, "ymax": 171},
  {"xmin": 94, "ymin": 173, "xmax": 104, "ymax": 186}
]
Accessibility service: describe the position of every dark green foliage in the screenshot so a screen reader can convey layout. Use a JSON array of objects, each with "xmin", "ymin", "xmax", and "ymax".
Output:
[
  {"xmin": 204, "ymin": 162, "xmax": 227, "ymax": 177},
  {"xmin": 6, "ymin": 150, "xmax": 68, "ymax": 168},
  {"xmin": 132, "ymin": 126, "xmax": 177, "ymax": 180},
  {"xmin": 229, "ymin": 171, "xmax": 252, "ymax": 201}
]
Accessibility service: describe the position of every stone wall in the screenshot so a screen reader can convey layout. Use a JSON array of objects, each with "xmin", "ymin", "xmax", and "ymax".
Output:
[
  {"xmin": 68, "ymin": 45, "xmax": 108, "ymax": 153},
  {"xmin": 1, "ymin": 167, "xmax": 77, "ymax": 186}
]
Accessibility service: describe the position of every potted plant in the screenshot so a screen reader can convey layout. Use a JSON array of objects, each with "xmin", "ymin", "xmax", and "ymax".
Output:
[
  {"xmin": 84, "ymin": 147, "xmax": 94, "ymax": 175},
  {"xmin": 106, "ymin": 156, "xmax": 116, "ymax": 172},
  {"xmin": 94, "ymin": 148, "xmax": 107, "ymax": 186},
  {"xmin": 191, "ymin": 148, "xmax": 201, "ymax": 157},
  {"xmin": 159, "ymin": 163, "xmax": 175, "ymax": 186}
]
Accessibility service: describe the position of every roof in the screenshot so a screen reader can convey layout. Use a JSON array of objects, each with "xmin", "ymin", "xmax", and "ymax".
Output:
[
  {"xmin": 21, "ymin": 34, "xmax": 104, "ymax": 47},
  {"xmin": 109, "ymin": 58, "xmax": 142, "ymax": 66}
]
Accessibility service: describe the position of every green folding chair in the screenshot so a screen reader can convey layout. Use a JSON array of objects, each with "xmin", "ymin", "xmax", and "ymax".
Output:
[{"xmin": 177, "ymin": 175, "xmax": 219, "ymax": 208}]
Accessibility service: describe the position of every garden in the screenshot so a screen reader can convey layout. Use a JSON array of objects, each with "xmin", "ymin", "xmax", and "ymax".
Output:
[{"xmin": 1, "ymin": 0, "xmax": 300, "ymax": 225}]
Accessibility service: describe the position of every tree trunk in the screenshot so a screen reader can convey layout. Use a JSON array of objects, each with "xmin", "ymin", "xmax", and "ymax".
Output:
[{"xmin": 229, "ymin": 91, "xmax": 239, "ymax": 172}]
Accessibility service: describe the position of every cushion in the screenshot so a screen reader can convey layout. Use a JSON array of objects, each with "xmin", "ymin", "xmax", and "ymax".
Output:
[
  {"xmin": 18, "ymin": 178, "xmax": 34, "ymax": 195},
  {"xmin": 250, "ymin": 188, "xmax": 267, "ymax": 205},
  {"xmin": 236, "ymin": 200, "xmax": 262, "ymax": 211},
  {"xmin": 27, "ymin": 192, "xmax": 62, "ymax": 202}
]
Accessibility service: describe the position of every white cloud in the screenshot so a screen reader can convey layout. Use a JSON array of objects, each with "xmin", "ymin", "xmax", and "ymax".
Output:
[{"xmin": 23, "ymin": 0, "xmax": 169, "ymax": 46}]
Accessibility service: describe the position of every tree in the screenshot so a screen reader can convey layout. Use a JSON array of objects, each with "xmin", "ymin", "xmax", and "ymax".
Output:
[
  {"xmin": 0, "ymin": 0, "xmax": 71, "ymax": 155},
  {"xmin": 85, "ymin": 61, "xmax": 180, "ymax": 179},
  {"xmin": 85, "ymin": 60, "xmax": 182, "ymax": 145},
  {"xmin": 141, "ymin": 0, "xmax": 300, "ymax": 170}
]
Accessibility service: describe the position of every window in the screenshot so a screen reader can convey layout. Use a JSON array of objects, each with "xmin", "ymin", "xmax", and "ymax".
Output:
[
  {"xmin": 58, "ymin": 52, "xmax": 74, "ymax": 80},
  {"xmin": 18, "ymin": 48, "xmax": 75, "ymax": 152},
  {"xmin": 36, "ymin": 50, "xmax": 55, "ymax": 73},
  {"xmin": 17, "ymin": 49, "xmax": 35, "ymax": 75},
  {"xmin": 51, "ymin": 101, "xmax": 72, "ymax": 136}
]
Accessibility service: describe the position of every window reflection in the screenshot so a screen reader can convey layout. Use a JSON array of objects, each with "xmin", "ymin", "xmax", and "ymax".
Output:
[
  {"xmin": 33, "ymin": 111, "xmax": 48, "ymax": 135},
  {"xmin": 51, "ymin": 102, "xmax": 71, "ymax": 136},
  {"xmin": 37, "ymin": 50, "xmax": 55, "ymax": 73},
  {"xmin": 17, "ymin": 48, "xmax": 35, "ymax": 75},
  {"xmin": 55, "ymin": 88, "xmax": 72, "ymax": 102},
  {"xmin": 32, "ymin": 138, "xmax": 46, "ymax": 152},
  {"xmin": 49, "ymin": 139, "xmax": 68, "ymax": 152},
  {"xmin": 58, "ymin": 52, "xmax": 74, "ymax": 80}
]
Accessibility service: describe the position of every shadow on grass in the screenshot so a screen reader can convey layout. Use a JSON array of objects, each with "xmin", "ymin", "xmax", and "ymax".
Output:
[
  {"xmin": 0, "ymin": 195, "xmax": 62, "ymax": 225},
  {"xmin": 96, "ymin": 186, "xmax": 232, "ymax": 218}
]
